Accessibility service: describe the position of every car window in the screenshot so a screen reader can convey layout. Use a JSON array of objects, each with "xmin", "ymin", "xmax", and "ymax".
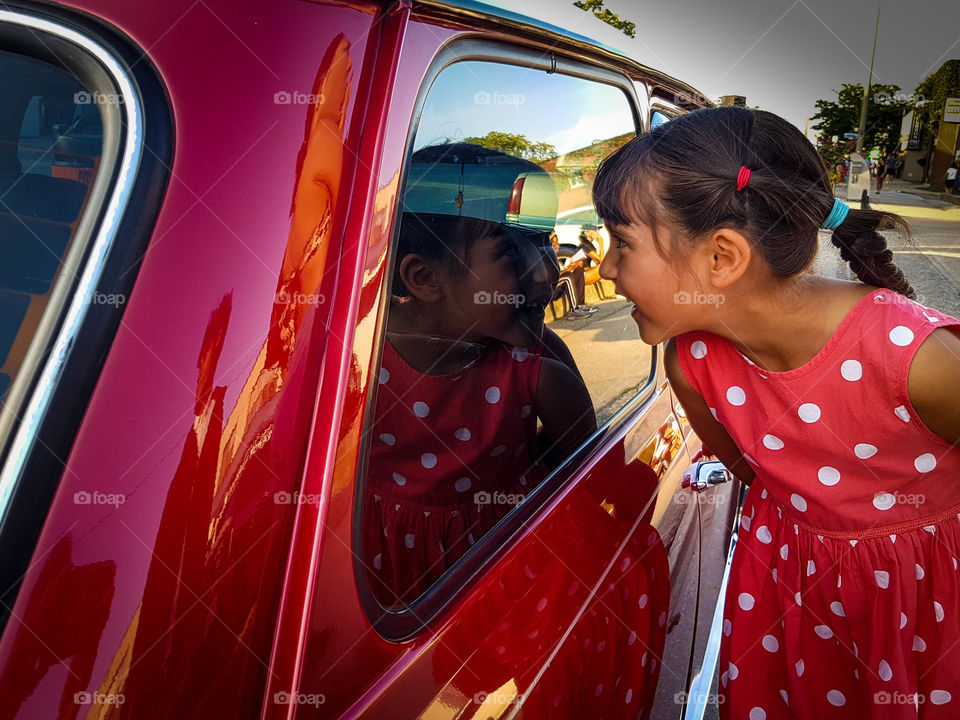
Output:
[
  {"xmin": 651, "ymin": 110, "xmax": 671, "ymax": 128},
  {"xmin": 357, "ymin": 59, "xmax": 654, "ymax": 610},
  {"xmin": 0, "ymin": 50, "xmax": 103, "ymax": 400}
]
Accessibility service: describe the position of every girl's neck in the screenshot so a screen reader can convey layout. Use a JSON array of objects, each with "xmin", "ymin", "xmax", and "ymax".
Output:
[
  {"xmin": 385, "ymin": 301, "xmax": 488, "ymax": 376},
  {"xmin": 704, "ymin": 276, "xmax": 875, "ymax": 373}
]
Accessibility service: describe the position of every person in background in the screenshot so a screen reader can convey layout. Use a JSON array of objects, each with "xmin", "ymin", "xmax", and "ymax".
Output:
[
  {"xmin": 946, "ymin": 161, "xmax": 957, "ymax": 194},
  {"xmin": 875, "ymin": 153, "xmax": 888, "ymax": 192},
  {"xmin": 550, "ymin": 232, "xmax": 598, "ymax": 319}
]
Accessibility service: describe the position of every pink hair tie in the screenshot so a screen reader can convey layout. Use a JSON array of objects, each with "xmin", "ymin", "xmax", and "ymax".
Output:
[{"xmin": 735, "ymin": 165, "xmax": 751, "ymax": 192}]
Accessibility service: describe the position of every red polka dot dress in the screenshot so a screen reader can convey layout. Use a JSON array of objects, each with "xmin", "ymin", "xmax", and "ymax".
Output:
[
  {"xmin": 364, "ymin": 340, "xmax": 548, "ymax": 605},
  {"xmin": 676, "ymin": 288, "xmax": 960, "ymax": 718}
]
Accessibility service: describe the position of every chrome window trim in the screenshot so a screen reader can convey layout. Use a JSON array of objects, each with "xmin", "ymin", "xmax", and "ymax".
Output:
[{"xmin": 0, "ymin": 9, "xmax": 144, "ymax": 529}]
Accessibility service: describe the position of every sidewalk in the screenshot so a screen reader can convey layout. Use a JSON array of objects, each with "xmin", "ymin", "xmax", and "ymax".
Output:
[{"xmin": 834, "ymin": 177, "xmax": 960, "ymax": 210}]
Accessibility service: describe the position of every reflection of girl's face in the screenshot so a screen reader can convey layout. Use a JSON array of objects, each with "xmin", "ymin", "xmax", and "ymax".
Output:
[{"xmin": 440, "ymin": 231, "xmax": 555, "ymax": 348}]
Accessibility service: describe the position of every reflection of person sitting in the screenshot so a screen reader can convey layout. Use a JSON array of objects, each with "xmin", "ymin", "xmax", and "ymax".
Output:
[
  {"xmin": 363, "ymin": 213, "xmax": 596, "ymax": 606},
  {"xmin": 550, "ymin": 232, "xmax": 597, "ymax": 319}
]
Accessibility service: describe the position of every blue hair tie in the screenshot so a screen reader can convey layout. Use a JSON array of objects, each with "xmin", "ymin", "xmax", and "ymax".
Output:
[{"xmin": 821, "ymin": 198, "xmax": 849, "ymax": 230}]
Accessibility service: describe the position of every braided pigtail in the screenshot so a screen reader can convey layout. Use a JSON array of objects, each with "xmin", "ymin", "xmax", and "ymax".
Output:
[{"xmin": 828, "ymin": 209, "xmax": 915, "ymax": 298}]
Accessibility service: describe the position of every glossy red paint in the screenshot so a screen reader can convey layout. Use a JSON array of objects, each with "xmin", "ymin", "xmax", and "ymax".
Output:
[{"xmin": 0, "ymin": 2, "xmax": 715, "ymax": 719}]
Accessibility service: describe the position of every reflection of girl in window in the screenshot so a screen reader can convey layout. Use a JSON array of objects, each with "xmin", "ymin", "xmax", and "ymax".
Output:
[{"xmin": 363, "ymin": 212, "xmax": 595, "ymax": 606}]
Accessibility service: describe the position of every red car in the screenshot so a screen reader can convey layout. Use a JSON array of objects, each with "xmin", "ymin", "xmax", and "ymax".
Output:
[{"xmin": 0, "ymin": 1, "xmax": 739, "ymax": 718}]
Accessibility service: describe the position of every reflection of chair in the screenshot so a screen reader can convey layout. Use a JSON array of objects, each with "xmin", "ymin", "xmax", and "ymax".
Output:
[{"xmin": 548, "ymin": 276, "xmax": 577, "ymax": 321}]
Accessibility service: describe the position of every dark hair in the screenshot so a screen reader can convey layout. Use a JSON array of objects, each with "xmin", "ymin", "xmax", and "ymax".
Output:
[{"xmin": 593, "ymin": 107, "xmax": 915, "ymax": 297}]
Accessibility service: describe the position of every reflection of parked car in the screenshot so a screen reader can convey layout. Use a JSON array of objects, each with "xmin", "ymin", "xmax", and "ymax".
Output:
[{"xmin": 0, "ymin": 2, "xmax": 732, "ymax": 719}]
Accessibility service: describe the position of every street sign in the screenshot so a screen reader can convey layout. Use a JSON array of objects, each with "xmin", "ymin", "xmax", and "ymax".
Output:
[
  {"xmin": 945, "ymin": 98, "xmax": 960, "ymax": 123},
  {"xmin": 843, "ymin": 132, "xmax": 858, "ymax": 140}
]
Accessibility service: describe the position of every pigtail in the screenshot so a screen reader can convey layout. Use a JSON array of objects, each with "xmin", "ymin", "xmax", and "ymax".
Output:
[{"xmin": 829, "ymin": 209, "xmax": 915, "ymax": 298}]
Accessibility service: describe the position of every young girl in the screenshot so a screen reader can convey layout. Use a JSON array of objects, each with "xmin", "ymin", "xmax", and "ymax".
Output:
[
  {"xmin": 364, "ymin": 212, "xmax": 596, "ymax": 606},
  {"xmin": 594, "ymin": 106, "xmax": 960, "ymax": 718}
]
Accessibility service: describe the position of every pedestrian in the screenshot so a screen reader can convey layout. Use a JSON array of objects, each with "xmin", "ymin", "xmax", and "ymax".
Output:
[
  {"xmin": 593, "ymin": 106, "xmax": 960, "ymax": 719},
  {"xmin": 550, "ymin": 232, "xmax": 598, "ymax": 318},
  {"xmin": 885, "ymin": 153, "xmax": 898, "ymax": 185},
  {"xmin": 875, "ymin": 153, "xmax": 888, "ymax": 192},
  {"xmin": 946, "ymin": 161, "xmax": 957, "ymax": 194}
]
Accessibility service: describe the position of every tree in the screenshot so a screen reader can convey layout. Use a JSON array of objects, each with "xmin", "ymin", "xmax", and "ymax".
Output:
[
  {"xmin": 913, "ymin": 60, "xmax": 960, "ymax": 125},
  {"xmin": 463, "ymin": 131, "xmax": 558, "ymax": 165},
  {"xmin": 811, "ymin": 82, "xmax": 904, "ymax": 155},
  {"xmin": 573, "ymin": 0, "xmax": 636, "ymax": 38}
]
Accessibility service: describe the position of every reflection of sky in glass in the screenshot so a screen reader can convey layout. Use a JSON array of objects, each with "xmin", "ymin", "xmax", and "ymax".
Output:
[{"xmin": 414, "ymin": 61, "xmax": 636, "ymax": 155}]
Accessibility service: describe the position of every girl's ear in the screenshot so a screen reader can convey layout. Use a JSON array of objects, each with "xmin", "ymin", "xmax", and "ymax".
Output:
[
  {"xmin": 398, "ymin": 254, "xmax": 444, "ymax": 302},
  {"xmin": 699, "ymin": 228, "xmax": 752, "ymax": 289}
]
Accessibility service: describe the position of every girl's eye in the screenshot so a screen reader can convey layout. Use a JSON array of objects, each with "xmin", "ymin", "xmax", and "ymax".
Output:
[{"xmin": 614, "ymin": 237, "xmax": 627, "ymax": 249}]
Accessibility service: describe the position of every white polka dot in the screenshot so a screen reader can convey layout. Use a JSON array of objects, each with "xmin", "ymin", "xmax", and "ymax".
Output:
[
  {"xmin": 378, "ymin": 367, "xmax": 390, "ymax": 384},
  {"xmin": 763, "ymin": 434, "xmax": 784, "ymax": 450},
  {"xmin": 720, "ymin": 671, "xmax": 728, "ymax": 688},
  {"xmin": 638, "ymin": 594, "xmax": 648, "ymax": 609},
  {"xmin": 744, "ymin": 452, "xmax": 757, "ymax": 466},
  {"xmin": 840, "ymin": 359, "xmax": 863, "ymax": 381},
  {"xmin": 795, "ymin": 592, "xmax": 802, "ymax": 606},
  {"xmin": 900, "ymin": 612, "xmax": 908, "ymax": 629},
  {"xmin": 818, "ymin": 466, "xmax": 840, "ymax": 486},
  {"xmin": 930, "ymin": 690, "xmax": 952, "ymax": 705},
  {"xmin": 728, "ymin": 662, "xmax": 739, "ymax": 680},
  {"xmin": 932, "ymin": 600, "xmax": 945, "ymax": 623},
  {"xmin": 854, "ymin": 443, "xmax": 877, "ymax": 459},
  {"xmin": 723, "ymin": 618, "xmax": 732, "ymax": 636},
  {"xmin": 878, "ymin": 659, "xmax": 892, "ymax": 682},
  {"xmin": 373, "ymin": 553, "xmax": 382, "ymax": 569},
  {"xmin": 658, "ymin": 611, "xmax": 667, "ymax": 626},
  {"xmin": 827, "ymin": 689, "xmax": 846, "ymax": 706},
  {"xmin": 806, "ymin": 560, "xmax": 816, "ymax": 576},
  {"xmin": 594, "ymin": 684, "xmax": 603, "ymax": 696},
  {"xmin": 625, "ymin": 688, "xmax": 633, "ymax": 703},
  {"xmin": 873, "ymin": 493, "xmax": 896, "ymax": 511},
  {"xmin": 756, "ymin": 526, "xmax": 773, "ymax": 544},
  {"xmin": 709, "ymin": 407, "xmax": 718, "ymax": 420},
  {"xmin": 404, "ymin": 533, "xmax": 415, "ymax": 548},
  {"xmin": 790, "ymin": 494, "xmax": 807, "ymax": 512},
  {"xmin": 454, "ymin": 477, "xmax": 471, "ymax": 492},
  {"xmin": 916, "ymin": 563, "xmax": 925, "ymax": 580},
  {"xmin": 627, "ymin": 631, "xmax": 636, "ymax": 646},
  {"xmin": 762, "ymin": 635, "xmax": 779, "ymax": 652},
  {"xmin": 454, "ymin": 427, "xmax": 471, "ymax": 441},
  {"xmin": 490, "ymin": 444, "xmax": 507, "ymax": 457},
  {"xmin": 894, "ymin": 405, "xmax": 910, "ymax": 422},
  {"xmin": 830, "ymin": 601, "xmax": 845, "ymax": 617},
  {"xmin": 738, "ymin": 592, "xmax": 755, "ymax": 610},
  {"xmin": 691, "ymin": 340, "xmax": 707, "ymax": 359},
  {"xmin": 485, "ymin": 386, "xmax": 501, "ymax": 403},
  {"xmin": 421, "ymin": 453, "xmax": 437, "ymax": 469},
  {"xmin": 779, "ymin": 689, "xmax": 789, "ymax": 705},
  {"xmin": 889, "ymin": 326, "xmax": 915, "ymax": 346},
  {"xmin": 512, "ymin": 347, "xmax": 529, "ymax": 362},
  {"xmin": 413, "ymin": 401, "xmax": 429, "ymax": 417},
  {"xmin": 797, "ymin": 403, "xmax": 821, "ymax": 423},
  {"xmin": 379, "ymin": 433, "xmax": 396, "ymax": 446},
  {"xmin": 772, "ymin": 568, "xmax": 778, "ymax": 583},
  {"xmin": 392, "ymin": 472, "xmax": 406, "ymax": 486},
  {"xmin": 814, "ymin": 625, "xmax": 833, "ymax": 639},
  {"xmin": 749, "ymin": 708, "xmax": 766, "ymax": 720},
  {"xmin": 875, "ymin": 570, "xmax": 890, "ymax": 588},
  {"xmin": 795, "ymin": 659, "xmax": 804, "ymax": 677},
  {"xmin": 521, "ymin": 405, "xmax": 532, "ymax": 418},
  {"xmin": 780, "ymin": 544, "xmax": 789, "ymax": 560},
  {"xmin": 913, "ymin": 635, "xmax": 926, "ymax": 652},
  {"xmin": 741, "ymin": 515, "xmax": 751, "ymax": 532},
  {"xmin": 726, "ymin": 386, "xmax": 746, "ymax": 406},
  {"xmin": 915, "ymin": 453, "xmax": 936, "ymax": 473}
]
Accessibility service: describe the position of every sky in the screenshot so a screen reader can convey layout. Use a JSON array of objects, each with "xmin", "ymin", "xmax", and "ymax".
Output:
[{"xmin": 490, "ymin": 0, "xmax": 960, "ymax": 135}]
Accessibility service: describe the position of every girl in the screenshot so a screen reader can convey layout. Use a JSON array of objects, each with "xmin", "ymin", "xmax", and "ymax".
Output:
[
  {"xmin": 364, "ymin": 212, "xmax": 596, "ymax": 606},
  {"xmin": 594, "ymin": 106, "xmax": 960, "ymax": 718}
]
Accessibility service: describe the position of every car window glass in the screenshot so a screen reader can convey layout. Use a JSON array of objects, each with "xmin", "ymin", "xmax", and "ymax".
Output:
[
  {"xmin": 651, "ymin": 110, "xmax": 670, "ymax": 128},
  {"xmin": 0, "ymin": 50, "xmax": 102, "ymax": 400},
  {"xmin": 358, "ymin": 60, "xmax": 652, "ymax": 609}
]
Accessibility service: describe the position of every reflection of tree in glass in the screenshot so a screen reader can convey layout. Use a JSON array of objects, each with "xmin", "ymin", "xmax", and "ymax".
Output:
[{"xmin": 464, "ymin": 131, "xmax": 558, "ymax": 164}]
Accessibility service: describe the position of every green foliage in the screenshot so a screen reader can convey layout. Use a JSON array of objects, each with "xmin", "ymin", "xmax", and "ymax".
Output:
[
  {"xmin": 811, "ymin": 82, "xmax": 904, "ymax": 154},
  {"xmin": 463, "ymin": 131, "xmax": 558, "ymax": 164},
  {"xmin": 573, "ymin": 0, "xmax": 636, "ymax": 38},
  {"xmin": 914, "ymin": 60, "xmax": 960, "ymax": 124}
]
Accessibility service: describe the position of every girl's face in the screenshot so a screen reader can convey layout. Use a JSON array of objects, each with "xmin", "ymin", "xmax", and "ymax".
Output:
[
  {"xmin": 600, "ymin": 219, "xmax": 704, "ymax": 345},
  {"xmin": 440, "ymin": 229, "xmax": 557, "ymax": 348}
]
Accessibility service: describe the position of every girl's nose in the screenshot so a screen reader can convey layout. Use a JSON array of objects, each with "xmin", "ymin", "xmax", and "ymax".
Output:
[{"xmin": 599, "ymin": 251, "xmax": 616, "ymax": 281}]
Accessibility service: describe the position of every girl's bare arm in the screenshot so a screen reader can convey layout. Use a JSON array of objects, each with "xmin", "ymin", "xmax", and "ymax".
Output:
[{"xmin": 908, "ymin": 327, "xmax": 960, "ymax": 445}]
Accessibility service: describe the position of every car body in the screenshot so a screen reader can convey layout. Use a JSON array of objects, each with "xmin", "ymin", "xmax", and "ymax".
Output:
[{"xmin": 0, "ymin": 1, "xmax": 738, "ymax": 718}]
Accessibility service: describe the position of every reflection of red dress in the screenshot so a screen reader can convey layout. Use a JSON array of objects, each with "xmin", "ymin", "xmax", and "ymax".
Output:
[
  {"xmin": 363, "ymin": 340, "xmax": 548, "ymax": 604},
  {"xmin": 677, "ymin": 290, "xmax": 960, "ymax": 718}
]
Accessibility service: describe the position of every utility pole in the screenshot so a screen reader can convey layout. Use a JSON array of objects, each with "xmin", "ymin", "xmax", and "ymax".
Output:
[{"xmin": 855, "ymin": 0, "xmax": 882, "ymax": 154}]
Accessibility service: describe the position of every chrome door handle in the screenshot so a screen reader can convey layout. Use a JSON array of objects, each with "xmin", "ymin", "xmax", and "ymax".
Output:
[{"xmin": 681, "ymin": 460, "xmax": 732, "ymax": 492}]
